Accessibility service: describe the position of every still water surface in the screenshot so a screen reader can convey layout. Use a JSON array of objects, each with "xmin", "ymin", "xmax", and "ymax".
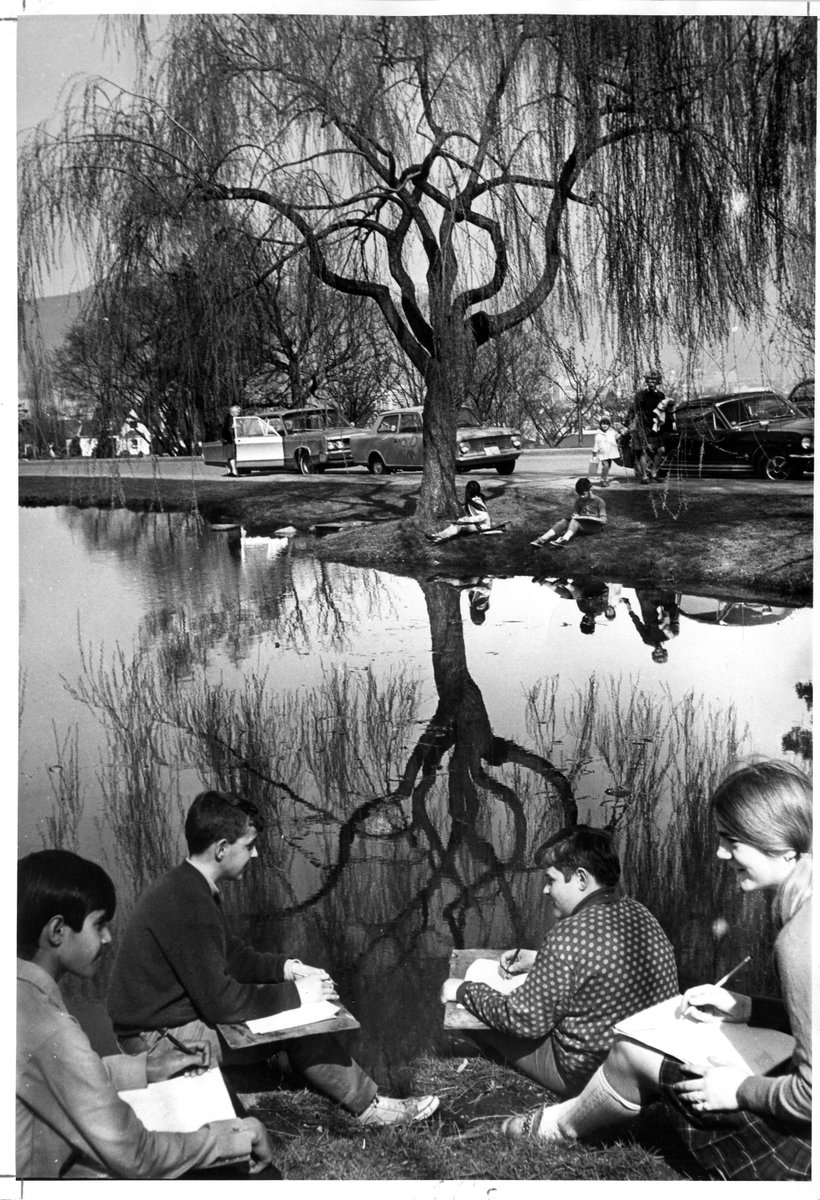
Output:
[{"xmin": 19, "ymin": 507, "xmax": 811, "ymax": 1084}]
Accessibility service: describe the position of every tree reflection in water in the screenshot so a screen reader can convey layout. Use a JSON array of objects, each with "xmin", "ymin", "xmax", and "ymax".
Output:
[{"xmin": 48, "ymin": 539, "xmax": 780, "ymax": 1083}]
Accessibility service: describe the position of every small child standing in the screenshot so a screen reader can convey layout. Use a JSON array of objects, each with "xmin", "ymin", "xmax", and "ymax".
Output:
[
  {"xmin": 428, "ymin": 480, "xmax": 491, "ymax": 543},
  {"xmin": 531, "ymin": 478, "xmax": 607, "ymax": 548},
  {"xmin": 591, "ymin": 415, "xmax": 621, "ymax": 487}
]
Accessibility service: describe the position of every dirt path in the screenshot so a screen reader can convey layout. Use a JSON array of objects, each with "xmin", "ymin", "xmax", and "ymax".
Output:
[{"xmin": 19, "ymin": 462, "xmax": 813, "ymax": 603}]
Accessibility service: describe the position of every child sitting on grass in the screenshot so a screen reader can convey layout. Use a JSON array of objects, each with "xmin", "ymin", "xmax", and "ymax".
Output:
[
  {"xmin": 17, "ymin": 849, "xmax": 274, "ymax": 1180},
  {"xmin": 531, "ymin": 478, "xmax": 606, "ymax": 548},
  {"xmin": 427, "ymin": 480, "xmax": 491, "ymax": 543}
]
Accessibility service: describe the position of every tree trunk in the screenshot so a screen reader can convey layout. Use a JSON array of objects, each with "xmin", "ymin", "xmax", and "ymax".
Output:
[{"xmin": 415, "ymin": 320, "xmax": 477, "ymax": 528}]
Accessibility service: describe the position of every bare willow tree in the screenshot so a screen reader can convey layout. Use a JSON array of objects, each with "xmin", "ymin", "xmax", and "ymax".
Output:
[{"xmin": 20, "ymin": 14, "xmax": 814, "ymax": 523}]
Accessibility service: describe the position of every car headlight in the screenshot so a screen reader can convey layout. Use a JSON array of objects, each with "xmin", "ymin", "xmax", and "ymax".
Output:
[
  {"xmin": 458, "ymin": 441, "xmax": 470, "ymax": 455},
  {"xmin": 801, "ymin": 437, "xmax": 812, "ymax": 450},
  {"xmin": 511, "ymin": 436, "xmax": 522, "ymax": 449}
]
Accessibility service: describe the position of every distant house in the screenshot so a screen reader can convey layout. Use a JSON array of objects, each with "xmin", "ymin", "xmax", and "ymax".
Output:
[
  {"xmin": 116, "ymin": 414, "xmax": 152, "ymax": 457},
  {"xmin": 66, "ymin": 418, "xmax": 100, "ymax": 457}
]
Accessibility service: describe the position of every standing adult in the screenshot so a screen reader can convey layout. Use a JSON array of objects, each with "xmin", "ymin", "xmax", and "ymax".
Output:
[
  {"xmin": 627, "ymin": 370, "xmax": 666, "ymax": 483},
  {"xmin": 501, "ymin": 759, "xmax": 812, "ymax": 1184},
  {"xmin": 221, "ymin": 405, "xmax": 242, "ymax": 477}
]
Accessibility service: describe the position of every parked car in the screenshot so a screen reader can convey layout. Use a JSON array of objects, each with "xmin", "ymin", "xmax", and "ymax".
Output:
[
  {"xmin": 256, "ymin": 404, "xmax": 354, "ymax": 473},
  {"xmin": 787, "ymin": 378, "xmax": 814, "ymax": 419},
  {"xmin": 348, "ymin": 405, "xmax": 522, "ymax": 475},
  {"xmin": 201, "ymin": 413, "xmax": 285, "ymax": 474},
  {"xmin": 667, "ymin": 389, "xmax": 813, "ymax": 481}
]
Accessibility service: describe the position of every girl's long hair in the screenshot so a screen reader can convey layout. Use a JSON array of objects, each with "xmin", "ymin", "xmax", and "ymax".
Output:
[{"xmin": 711, "ymin": 759, "xmax": 812, "ymax": 926}]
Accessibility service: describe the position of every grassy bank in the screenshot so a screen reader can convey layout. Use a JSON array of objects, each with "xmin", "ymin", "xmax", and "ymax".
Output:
[
  {"xmin": 232, "ymin": 1052, "xmax": 700, "ymax": 1181},
  {"xmin": 19, "ymin": 464, "xmax": 813, "ymax": 602}
]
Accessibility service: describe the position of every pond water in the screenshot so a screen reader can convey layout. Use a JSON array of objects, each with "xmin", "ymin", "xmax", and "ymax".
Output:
[{"xmin": 19, "ymin": 506, "xmax": 812, "ymax": 1086}]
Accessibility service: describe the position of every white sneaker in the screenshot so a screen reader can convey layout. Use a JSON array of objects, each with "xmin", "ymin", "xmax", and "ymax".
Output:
[{"xmin": 357, "ymin": 1094, "xmax": 440, "ymax": 1126}]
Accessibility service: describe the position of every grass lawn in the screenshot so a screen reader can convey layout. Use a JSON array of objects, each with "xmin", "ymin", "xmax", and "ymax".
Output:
[{"xmin": 234, "ymin": 1052, "xmax": 707, "ymax": 1181}]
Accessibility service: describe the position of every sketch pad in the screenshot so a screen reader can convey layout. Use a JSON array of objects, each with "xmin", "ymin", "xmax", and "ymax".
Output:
[
  {"xmin": 463, "ymin": 956, "xmax": 529, "ymax": 995},
  {"xmin": 614, "ymin": 996, "xmax": 795, "ymax": 1074},
  {"xmin": 246, "ymin": 999, "xmax": 340, "ymax": 1035},
  {"xmin": 118, "ymin": 1066, "xmax": 236, "ymax": 1132}
]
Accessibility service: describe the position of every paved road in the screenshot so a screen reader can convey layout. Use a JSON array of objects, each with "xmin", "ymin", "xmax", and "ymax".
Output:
[{"xmin": 19, "ymin": 449, "xmax": 813, "ymax": 496}]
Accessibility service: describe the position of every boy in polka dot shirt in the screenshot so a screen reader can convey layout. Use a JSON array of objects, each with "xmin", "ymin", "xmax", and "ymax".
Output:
[{"xmin": 441, "ymin": 826, "xmax": 678, "ymax": 1097}]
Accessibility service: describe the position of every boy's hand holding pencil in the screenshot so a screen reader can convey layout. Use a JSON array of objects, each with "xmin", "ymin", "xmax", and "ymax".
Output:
[
  {"xmin": 146, "ymin": 1032, "xmax": 211, "ymax": 1081},
  {"xmin": 499, "ymin": 947, "xmax": 536, "ymax": 977}
]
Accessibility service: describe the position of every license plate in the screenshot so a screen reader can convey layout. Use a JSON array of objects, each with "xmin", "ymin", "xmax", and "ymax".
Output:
[{"xmin": 483, "ymin": 445, "xmax": 500, "ymax": 456}]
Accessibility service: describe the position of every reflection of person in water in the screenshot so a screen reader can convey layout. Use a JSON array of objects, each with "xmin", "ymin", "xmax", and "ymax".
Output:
[
  {"xmin": 431, "ymin": 575, "xmax": 494, "ymax": 625},
  {"xmin": 537, "ymin": 576, "xmax": 616, "ymax": 635},
  {"xmin": 468, "ymin": 581, "xmax": 492, "ymax": 624},
  {"xmin": 621, "ymin": 589, "xmax": 680, "ymax": 662}
]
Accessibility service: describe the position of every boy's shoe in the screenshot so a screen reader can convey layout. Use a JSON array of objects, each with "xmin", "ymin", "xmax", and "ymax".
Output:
[
  {"xmin": 530, "ymin": 537, "xmax": 548, "ymax": 547},
  {"xmin": 358, "ymin": 1094, "xmax": 440, "ymax": 1126}
]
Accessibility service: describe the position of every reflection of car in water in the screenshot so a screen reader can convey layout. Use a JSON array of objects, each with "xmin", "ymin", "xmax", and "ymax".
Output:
[
  {"xmin": 667, "ymin": 390, "xmax": 813, "ymax": 481},
  {"xmin": 676, "ymin": 596, "xmax": 792, "ymax": 626},
  {"xmin": 348, "ymin": 405, "xmax": 522, "ymax": 475}
]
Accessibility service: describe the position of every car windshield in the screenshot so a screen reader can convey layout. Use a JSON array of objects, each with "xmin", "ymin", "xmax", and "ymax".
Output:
[
  {"xmin": 715, "ymin": 393, "xmax": 793, "ymax": 424},
  {"xmin": 457, "ymin": 407, "xmax": 481, "ymax": 428}
]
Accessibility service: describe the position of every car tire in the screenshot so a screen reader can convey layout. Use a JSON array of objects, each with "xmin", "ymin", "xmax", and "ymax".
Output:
[
  {"xmin": 368, "ymin": 454, "xmax": 390, "ymax": 475},
  {"xmin": 496, "ymin": 461, "xmax": 516, "ymax": 475},
  {"xmin": 757, "ymin": 453, "xmax": 793, "ymax": 482},
  {"xmin": 296, "ymin": 450, "xmax": 314, "ymax": 475}
]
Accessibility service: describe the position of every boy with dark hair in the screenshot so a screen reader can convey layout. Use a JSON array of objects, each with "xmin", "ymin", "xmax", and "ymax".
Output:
[
  {"xmin": 531, "ymin": 478, "xmax": 607, "ymax": 548},
  {"xmin": 108, "ymin": 790, "xmax": 439, "ymax": 1127},
  {"xmin": 441, "ymin": 825, "xmax": 678, "ymax": 1098},
  {"xmin": 17, "ymin": 850, "xmax": 273, "ymax": 1180}
]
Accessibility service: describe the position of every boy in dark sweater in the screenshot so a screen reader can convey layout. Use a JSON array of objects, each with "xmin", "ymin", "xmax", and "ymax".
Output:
[
  {"xmin": 440, "ymin": 826, "xmax": 678, "ymax": 1097},
  {"xmin": 17, "ymin": 850, "xmax": 273, "ymax": 1179},
  {"xmin": 108, "ymin": 790, "xmax": 438, "ymax": 1127}
]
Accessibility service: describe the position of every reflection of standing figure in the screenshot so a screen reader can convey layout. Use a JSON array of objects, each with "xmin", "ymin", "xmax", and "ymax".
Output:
[
  {"xmin": 621, "ymin": 589, "xmax": 680, "ymax": 663},
  {"xmin": 221, "ymin": 404, "xmax": 242, "ymax": 477},
  {"xmin": 428, "ymin": 480, "xmax": 491, "ymax": 542}
]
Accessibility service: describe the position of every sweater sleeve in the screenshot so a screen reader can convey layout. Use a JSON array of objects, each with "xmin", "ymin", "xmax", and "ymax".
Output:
[
  {"xmin": 224, "ymin": 931, "xmax": 290, "ymax": 984},
  {"xmin": 150, "ymin": 901, "xmax": 300, "ymax": 1026},
  {"xmin": 455, "ymin": 932, "xmax": 574, "ymax": 1039},
  {"xmin": 736, "ymin": 905, "xmax": 811, "ymax": 1124},
  {"xmin": 25, "ymin": 1016, "xmax": 252, "ymax": 1179}
]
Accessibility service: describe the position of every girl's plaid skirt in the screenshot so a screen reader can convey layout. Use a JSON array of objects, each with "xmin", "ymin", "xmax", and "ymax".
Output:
[{"xmin": 658, "ymin": 1056, "xmax": 811, "ymax": 1181}]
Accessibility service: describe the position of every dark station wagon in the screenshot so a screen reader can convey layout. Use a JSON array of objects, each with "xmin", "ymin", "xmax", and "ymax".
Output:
[
  {"xmin": 668, "ymin": 389, "xmax": 813, "ymax": 481},
  {"xmin": 348, "ymin": 405, "xmax": 522, "ymax": 475}
]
